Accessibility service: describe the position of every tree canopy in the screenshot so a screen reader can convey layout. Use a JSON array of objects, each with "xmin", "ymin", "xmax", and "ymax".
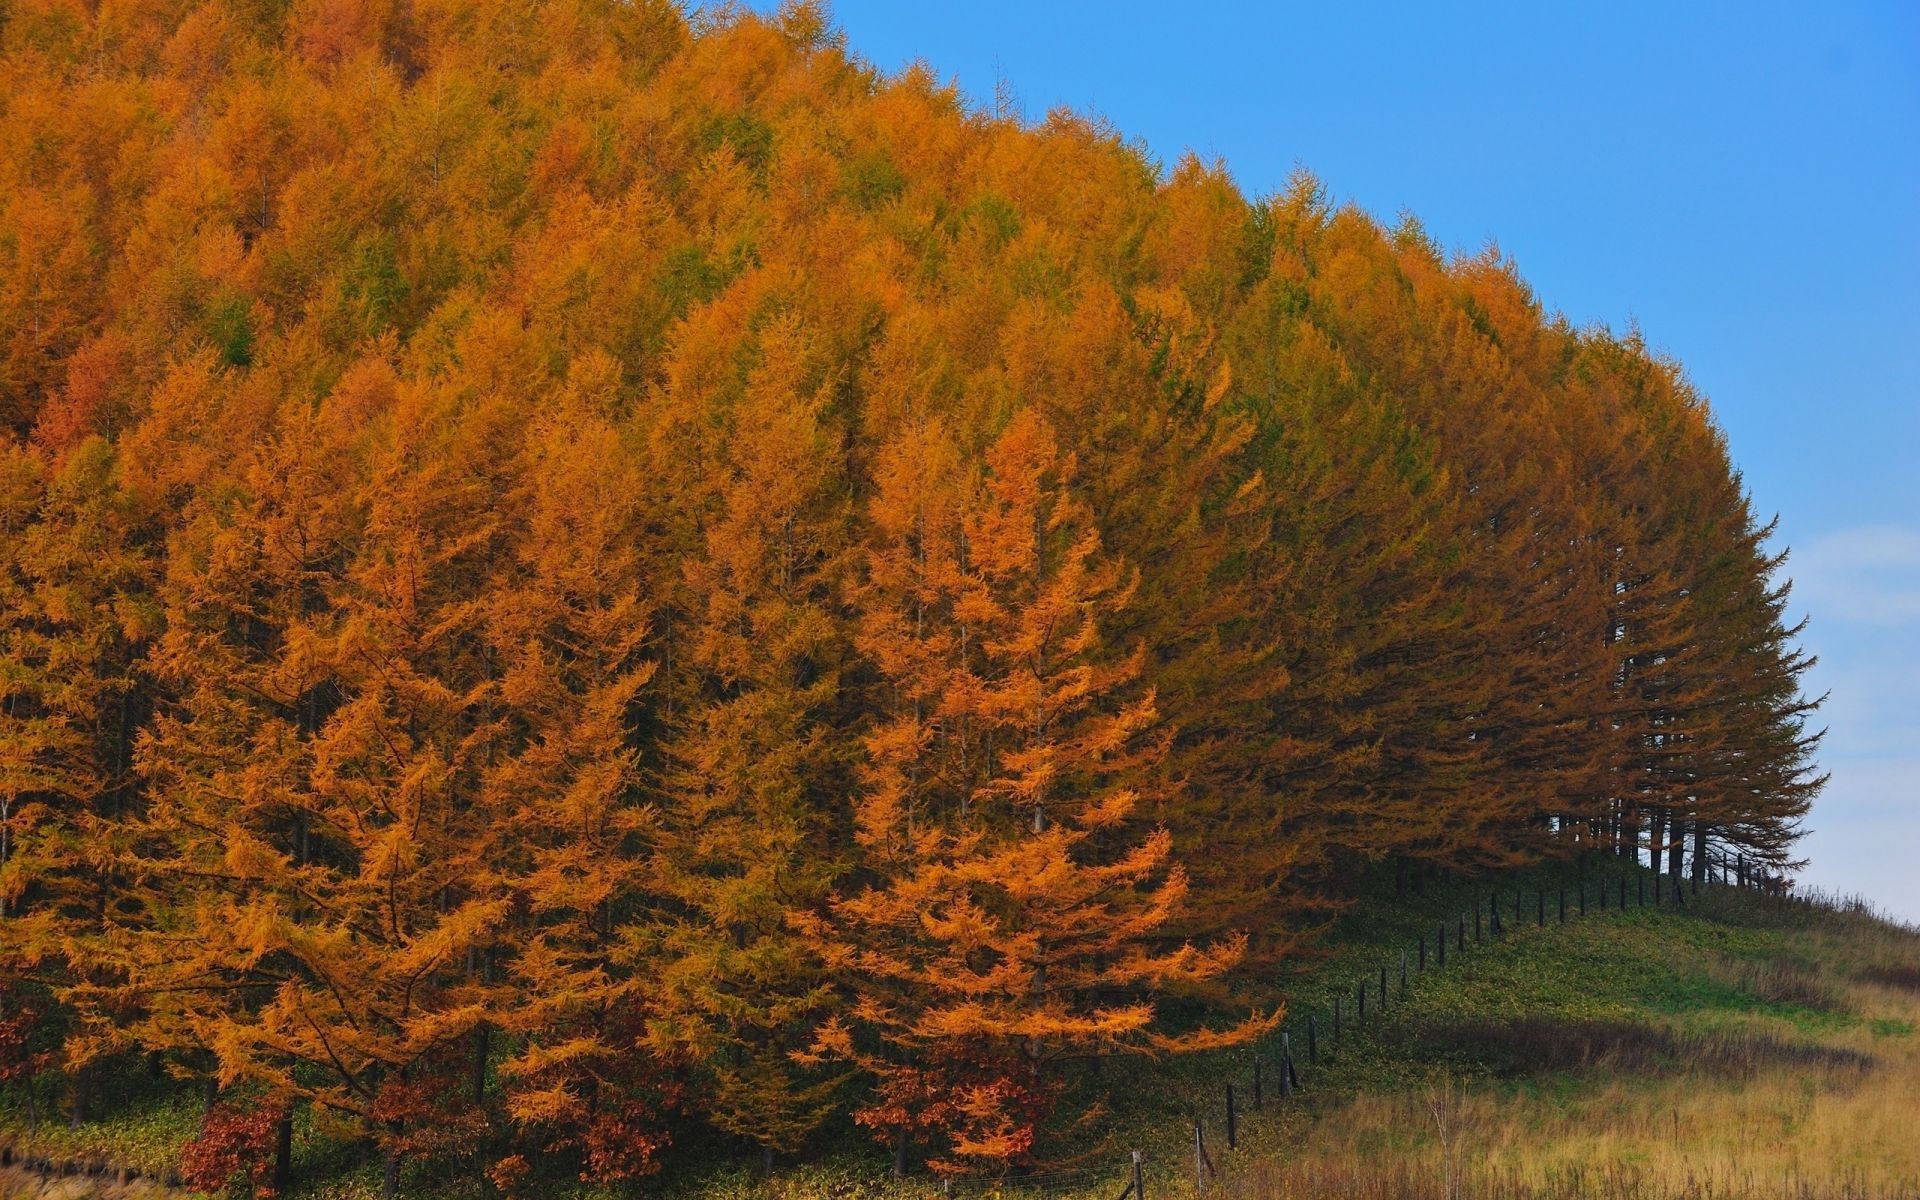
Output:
[{"xmin": 0, "ymin": 0, "xmax": 1820, "ymax": 1190}]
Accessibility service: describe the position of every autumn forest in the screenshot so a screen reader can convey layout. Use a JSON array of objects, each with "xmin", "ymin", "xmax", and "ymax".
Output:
[{"xmin": 0, "ymin": 0, "xmax": 1824, "ymax": 1194}]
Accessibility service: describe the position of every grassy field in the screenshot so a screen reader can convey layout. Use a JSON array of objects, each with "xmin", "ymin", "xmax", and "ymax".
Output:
[
  {"xmin": 1205, "ymin": 884, "xmax": 1920, "ymax": 1200},
  {"xmin": 6, "ymin": 869, "xmax": 1916, "ymax": 1199}
]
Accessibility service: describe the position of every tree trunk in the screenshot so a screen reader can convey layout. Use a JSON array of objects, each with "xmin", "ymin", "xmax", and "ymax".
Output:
[
  {"xmin": 1668, "ymin": 814, "xmax": 1686, "ymax": 880},
  {"xmin": 274, "ymin": 1108, "xmax": 294, "ymax": 1191},
  {"xmin": 69, "ymin": 1065, "xmax": 88, "ymax": 1129},
  {"xmin": 1691, "ymin": 823, "xmax": 1708, "ymax": 890},
  {"xmin": 471, "ymin": 1024, "xmax": 490, "ymax": 1105}
]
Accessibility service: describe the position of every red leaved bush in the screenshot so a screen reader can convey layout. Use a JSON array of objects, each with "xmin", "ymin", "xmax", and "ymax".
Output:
[
  {"xmin": 370, "ymin": 1052, "xmax": 492, "ymax": 1166},
  {"xmin": 854, "ymin": 1050, "xmax": 1056, "ymax": 1176},
  {"xmin": 181, "ymin": 1099, "xmax": 285, "ymax": 1198},
  {"xmin": 504, "ymin": 1004, "xmax": 684, "ymax": 1183}
]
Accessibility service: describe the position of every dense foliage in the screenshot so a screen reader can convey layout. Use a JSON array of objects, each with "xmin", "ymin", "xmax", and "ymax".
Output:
[{"xmin": 0, "ymin": 0, "xmax": 1821, "ymax": 1190}]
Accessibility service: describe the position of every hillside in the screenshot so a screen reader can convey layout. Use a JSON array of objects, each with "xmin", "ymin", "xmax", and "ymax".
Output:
[
  {"xmin": 0, "ymin": 1, "xmax": 1827, "ymax": 1195},
  {"xmin": 1200, "ymin": 881, "xmax": 1920, "ymax": 1200},
  {"xmin": 6, "ymin": 873, "xmax": 1916, "ymax": 1198}
]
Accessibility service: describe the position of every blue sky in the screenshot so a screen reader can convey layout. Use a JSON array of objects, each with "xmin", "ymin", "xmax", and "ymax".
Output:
[{"xmin": 760, "ymin": 2, "xmax": 1920, "ymax": 921}]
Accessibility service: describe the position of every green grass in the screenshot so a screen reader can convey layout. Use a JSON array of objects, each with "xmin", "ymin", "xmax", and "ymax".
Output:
[{"xmin": 0, "ymin": 1062, "xmax": 199, "ymax": 1182}]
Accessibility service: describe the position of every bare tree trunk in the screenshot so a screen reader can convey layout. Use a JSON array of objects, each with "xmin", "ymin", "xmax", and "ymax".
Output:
[
  {"xmin": 68, "ymin": 1065, "xmax": 88, "ymax": 1129},
  {"xmin": 274, "ymin": 1107, "xmax": 294, "ymax": 1191},
  {"xmin": 471, "ymin": 1023, "xmax": 490, "ymax": 1104}
]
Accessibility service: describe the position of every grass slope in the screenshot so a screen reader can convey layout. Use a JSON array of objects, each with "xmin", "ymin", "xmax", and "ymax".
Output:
[
  {"xmin": 6, "ymin": 870, "xmax": 1915, "ymax": 1200},
  {"xmin": 1153, "ymin": 877, "xmax": 1920, "ymax": 1200}
]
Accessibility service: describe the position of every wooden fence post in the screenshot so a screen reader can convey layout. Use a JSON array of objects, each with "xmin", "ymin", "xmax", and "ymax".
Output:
[
  {"xmin": 1381, "ymin": 965, "xmax": 1390, "ymax": 1012},
  {"xmin": 1458, "ymin": 913, "xmax": 1467, "ymax": 952},
  {"xmin": 1401, "ymin": 950, "xmax": 1409, "ymax": 996},
  {"xmin": 1195, "ymin": 1122, "xmax": 1205, "ymax": 1195},
  {"xmin": 1133, "ymin": 1150, "xmax": 1144, "ymax": 1200},
  {"xmin": 1280, "ymin": 1033, "xmax": 1295, "ymax": 1099}
]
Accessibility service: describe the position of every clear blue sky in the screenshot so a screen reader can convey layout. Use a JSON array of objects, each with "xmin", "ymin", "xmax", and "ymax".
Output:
[{"xmin": 759, "ymin": 2, "xmax": 1920, "ymax": 921}]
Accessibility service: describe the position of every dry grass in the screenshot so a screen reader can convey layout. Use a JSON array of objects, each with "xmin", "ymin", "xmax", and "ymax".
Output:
[
  {"xmin": 1411, "ymin": 1018, "xmax": 1873, "ymax": 1079},
  {"xmin": 1223, "ymin": 1158, "xmax": 1906, "ymax": 1200},
  {"xmin": 1855, "ymin": 964, "xmax": 1920, "ymax": 995},
  {"xmin": 1712, "ymin": 956, "xmax": 1850, "ymax": 1014},
  {"xmin": 1212, "ymin": 938, "xmax": 1920, "ymax": 1200}
]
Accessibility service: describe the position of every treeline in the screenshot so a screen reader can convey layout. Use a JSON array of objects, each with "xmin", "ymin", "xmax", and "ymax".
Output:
[{"xmin": 0, "ymin": 0, "xmax": 1821, "ymax": 1191}]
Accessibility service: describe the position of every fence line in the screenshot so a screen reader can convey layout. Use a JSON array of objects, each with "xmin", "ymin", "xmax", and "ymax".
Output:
[{"xmin": 926, "ymin": 846, "xmax": 1785, "ymax": 1197}]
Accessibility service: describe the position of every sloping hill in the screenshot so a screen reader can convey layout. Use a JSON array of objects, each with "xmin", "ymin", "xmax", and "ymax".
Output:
[
  {"xmin": 9, "ymin": 871, "xmax": 1913, "ymax": 1199},
  {"xmin": 668, "ymin": 869, "xmax": 1916, "ymax": 1199},
  {"xmin": 1204, "ymin": 883, "xmax": 1920, "ymax": 1200}
]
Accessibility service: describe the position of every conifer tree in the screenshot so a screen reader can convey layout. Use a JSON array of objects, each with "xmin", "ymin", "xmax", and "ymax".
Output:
[
  {"xmin": 645, "ymin": 313, "xmax": 848, "ymax": 1157},
  {"xmin": 811, "ymin": 410, "xmax": 1251, "ymax": 1173},
  {"xmin": 0, "ymin": 2, "xmax": 1830, "ymax": 1183},
  {"xmin": 482, "ymin": 356, "xmax": 675, "ymax": 1182}
]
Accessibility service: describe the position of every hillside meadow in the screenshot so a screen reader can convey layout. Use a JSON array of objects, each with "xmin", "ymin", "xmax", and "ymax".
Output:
[{"xmin": 7, "ymin": 878, "xmax": 1916, "ymax": 1198}]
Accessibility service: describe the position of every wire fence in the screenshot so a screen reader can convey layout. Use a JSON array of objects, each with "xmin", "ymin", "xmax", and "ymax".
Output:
[{"xmin": 935, "ymin": 846, "xmax": 1786, "ymax": 1199}]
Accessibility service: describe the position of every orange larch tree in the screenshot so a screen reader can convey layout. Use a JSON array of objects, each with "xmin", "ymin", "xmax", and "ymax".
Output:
[{"xmin": 811, "ymin": 409, "xmax": 1256, "ymax": 1174}]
